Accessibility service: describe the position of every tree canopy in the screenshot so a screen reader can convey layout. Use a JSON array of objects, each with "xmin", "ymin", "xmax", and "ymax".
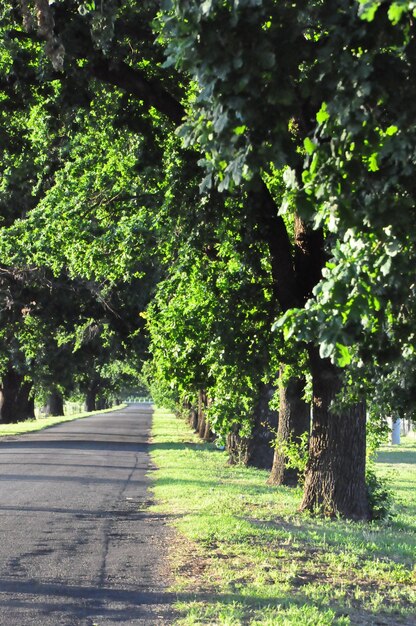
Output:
[{"xmin": 0, "ymin": 0, "xmax": 415, "ymax": 519}]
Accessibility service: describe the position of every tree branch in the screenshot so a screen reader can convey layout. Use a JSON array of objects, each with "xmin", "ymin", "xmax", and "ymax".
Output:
[
  {"xmin": 249, "ymin": 179, "xmax": 299, "ymax": 312},
  {"xmin": 89, "ymin": 59, "xmax": 185, "ymax": 125}
]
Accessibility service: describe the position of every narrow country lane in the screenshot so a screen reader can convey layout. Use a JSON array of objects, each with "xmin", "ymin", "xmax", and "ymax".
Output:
[{"xmin": 0, "ymin": 404, "xmax": 175, "ymax": 625}]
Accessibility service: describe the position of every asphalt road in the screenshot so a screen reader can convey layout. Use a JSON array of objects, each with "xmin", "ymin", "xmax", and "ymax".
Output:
[{"xmin": 0, "ymin": 404, "xmax": 175, "ymax": 625}]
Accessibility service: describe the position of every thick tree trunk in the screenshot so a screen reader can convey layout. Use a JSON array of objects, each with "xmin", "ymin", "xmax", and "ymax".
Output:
[
  {"xmin": 268, "ymin": 373, "xmax": 310, "ymax": 486},
  {"xmin": 246, "ymin": 384, "xmax": 278, "ymax": 469},
  {"xmin": 45, "ymin": 390, "xmax": 64, "ymax": 417},
  {"xmin": 25, "ymin": 387, "xmax": 35, "ymax": 419},
  {"xmin": 84, "ymin": 388, "xmax": 97, "ymax": 412},
  {"xmin": 190, "ymin": 406, "xmax": 198, "ymax": 431},
  {"xmin": 0, "ymin": 367, "xmax": 34, "ymax": 423},
  {"xmin": 226, "ymin": 429, "xmax": 249, "ymax": 465},
  {"xmin": 183, "ymin": 399, "xmax": 198, "ymax": 430},
  {"xmin": 300, "ymin": 352, "xmax": 370, "ymax": 520},
  {"xmin": 96, "ymin": 396, "xmax": 109, "ymax": 410},
  {"xmin": 226, "ymin": 384, "xmax": 278, "ymax": 468},
  {"xmin": 197, "ymin": 389, "xmax": 212, "ymax": 441}
]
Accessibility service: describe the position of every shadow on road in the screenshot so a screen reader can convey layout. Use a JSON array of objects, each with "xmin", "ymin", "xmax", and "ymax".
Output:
[{"xmin": 0, "ymin": 440, "xmax": 149, "ymax": 452}]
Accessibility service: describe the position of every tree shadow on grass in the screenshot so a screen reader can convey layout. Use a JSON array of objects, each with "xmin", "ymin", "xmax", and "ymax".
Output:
[
  {"xmin": 376, "ymin": 447, "xmax": 416, "ymax": 464},
  {"xmin": 2, "ymin": 577, "xmax": 413, "ymax": 626},
  {"xmin": 150, "ymin": 440, "xmax": 219, "ymax": 453},
  {"xmin": 174, "ymin": 591, "xmax": 415, "ymax": 626}
]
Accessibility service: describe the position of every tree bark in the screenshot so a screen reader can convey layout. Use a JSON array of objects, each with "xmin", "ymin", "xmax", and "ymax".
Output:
[
  {"xmin": 45, "ymin": 389, "xmax": 64, "ymax": 416},
  {"xmin": 249, "ymin": 180, "xmax": 299, "ymax": 311},
  {"xmin": 268, "ymin": 373, "xmax": 310, "ymax": 486},
  {"xmin": 227, "ymin": 384, "xmax": 277, "ymax": 469},
  {"xmin": 226, "ymin": 429, "xmax": 250, "ymax": 465},
  {"xmin": 25, "ymin": 387, "xmax": 35, "ymax": 419},
  {"xmin": 197, "ymin": 389, "xmax": 212, "ymax": 441},
  {"xmin": 183, "ymin": 399, "xmax": 198, "ymax": 430},
  {"xmin": 96, "ymin": 396, "xmax": 109, "ymax": 410},
  {"xmin": 226, "ymin": 384, "xmax": 278, "ymax": 468},
  {"xmin": 245, "ymin": 383, "xmax": 278, "ymax": 469},
  {"xmin": 190, "ymin": 406, "xmax": 198, "ymax": 431},
  {"xmin": 84, "ymin": 387, "xmax": 97, "ymax": 412},
  {"xmin": 300, "ymin": 351, "xmax": 370, "ymax": 520},
  {"xmin": 0, "ymin": 367, "xmax": 34, "ymax": 423}
]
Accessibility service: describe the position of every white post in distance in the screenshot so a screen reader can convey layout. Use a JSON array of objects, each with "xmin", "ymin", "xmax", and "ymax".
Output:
[{"xmin": 391, "ymin": 418, "xmax": 401, "ymax": 445}]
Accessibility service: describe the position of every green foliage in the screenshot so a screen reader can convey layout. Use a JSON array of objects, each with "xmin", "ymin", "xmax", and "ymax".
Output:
[
  {"xmin": 158, "ymin": 0, "xmax": 416, "ymax": 423},
  {"xmin": 1, "ymin": 0, "xmax": 415, "ymax": 524},
  {"xmin": 272, "ymin": 431, "xmax": 309, "ymax": 485},
  {"xmin": 146, "ymin": 225, "xmax": 278, "ymax": 439},
  {"xmin": 366, "ymin": 466, "xmax": 394, "ymax": 521},
  {"xmin": 366, "ymin": 413, "xmax": 390, "ymax": 460}
]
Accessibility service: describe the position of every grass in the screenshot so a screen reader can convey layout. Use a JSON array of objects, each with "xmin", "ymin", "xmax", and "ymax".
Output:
[
  {"xmin": 0, "ymin": 404, "xmax": 127, "ymax": 437},
  {"xmin": 150, "ymin": 408, "xmax": 416, "ymax": 626}
]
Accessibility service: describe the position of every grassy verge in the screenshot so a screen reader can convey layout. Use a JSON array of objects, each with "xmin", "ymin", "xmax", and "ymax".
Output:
[
  {"xmin": 0, "ymin": 404, "xmax": 127, "ymax": 437},
  {"xmin": 150, "ymin": 408, "xmax": 415, "ymax": 626}
]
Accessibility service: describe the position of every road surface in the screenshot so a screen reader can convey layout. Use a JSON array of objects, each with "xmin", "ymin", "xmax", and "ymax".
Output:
[{"xmin": 0, "ymin": 404, "xmax": 175, "ymax": 625}]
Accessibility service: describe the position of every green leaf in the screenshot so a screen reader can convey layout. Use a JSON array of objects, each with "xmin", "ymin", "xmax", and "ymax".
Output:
[
  {"xmin": 336, "ymin": 343, "xmax": 352, "ymax": 367},
  {"xmin": 385, "ymin": 125, "xmax": 398, "ymax": 136},
  {"xmin": 380, "ymin": 257, "xmax": 392, "ymax": 275},
  {"xmin": 316, "ymin": 102, "xmax": 329, "ymax": 125},
  {"xmin": 282, "ymin": 167, "xmax": 297, "ymax": 189},
  {"xmin": 201, "ymin": 0, "xmax": 213, "ymax": 16},
  {"xmin": 233, "ymin": 125, "xmax": 246, "ymax": 136},
  {"xmin": 388, "ymin": 2, "xmax": 408, "ymax": 25},
  {"xmin": 368, "ymin": 152, "xmax": 379, "ymax": 172},
  {"xmin": 357, "ymin": 1, "xmax": 381, "ymax": 22},
  {"xmin": 304, "ymin": 137, "xmax": 316, "ymax": 155},
  {"xmin": 319, "ymin": 341, "xmax": 334, "ymax": 360}
]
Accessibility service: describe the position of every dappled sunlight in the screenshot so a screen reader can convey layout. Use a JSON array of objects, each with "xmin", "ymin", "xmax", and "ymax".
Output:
[{"xmin": 151, "ymin": 409, "xmax": 416, "ymax": 626}]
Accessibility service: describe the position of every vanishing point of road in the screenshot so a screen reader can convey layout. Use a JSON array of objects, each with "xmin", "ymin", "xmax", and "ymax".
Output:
[{"xmin": 0, "ymin": 404, "xmax": 175, "ymax": 625}]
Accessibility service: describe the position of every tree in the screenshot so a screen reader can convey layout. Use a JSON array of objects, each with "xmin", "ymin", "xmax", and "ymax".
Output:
[
  {"xmin": 146, "ymin": 216, "xmax": 279, "ymax": 463},
  {"xmin": 158, "ymin": 0, "xmax": 372, "ymax": 518},
  {"xmin": 0, "ymin": 53, "xmax": 157, "ymax": 420},
  {"xmin": 7, "ymin": 0, "xmax": 414, "ymax": 518}
]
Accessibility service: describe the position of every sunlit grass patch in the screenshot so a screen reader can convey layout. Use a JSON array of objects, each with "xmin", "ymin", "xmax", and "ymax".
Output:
[
  {"xmin": 150, "ymin": 408, "xmax": 416, "ymax": 625},
  {"xmin": 0, "ymin": 404, "xmax": 127, "ymax": 437}
]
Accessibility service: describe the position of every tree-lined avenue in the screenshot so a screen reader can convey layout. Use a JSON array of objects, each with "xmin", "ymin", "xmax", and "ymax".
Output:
[{"xmin": 0, "ymin": 404, "xmax": 173, "ymax": 626}]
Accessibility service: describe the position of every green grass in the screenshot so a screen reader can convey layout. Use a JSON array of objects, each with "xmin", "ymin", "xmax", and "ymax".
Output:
[
  {"xmin": 0, "ymin": 404, "xmax": 127, "ymax": 437},
  {"xmin": 150, "ymin": 409, "xmax": 416, "ymax": 626}
]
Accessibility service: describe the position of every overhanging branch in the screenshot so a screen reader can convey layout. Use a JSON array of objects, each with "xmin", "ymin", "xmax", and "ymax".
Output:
[{"xmin": 89, "ymin": 59, "xmax": 185, "ymax": 125}]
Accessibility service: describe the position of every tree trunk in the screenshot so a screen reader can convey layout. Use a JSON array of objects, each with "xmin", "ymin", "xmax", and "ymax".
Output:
[
  {"xmin": 183, "ymin": 399, "xmax": 198, "ymax": 430},
  {"xmin": 45, "ymin": 390, "xmax": 64, "ymax": 417},
  {"xmin": 226, "ymin": 428, "xmax": 250, "ymax": 465},
  {"xmin": 246, "ymin": 384, "xmax": 278, "ymax": 469},
  {"xmin": 84, "ymin": 388, "xmax": 97, "ymax": 412},
  {"xmin": 268, "ymin": 373, "xmax": 310, "ymax": 486},
  {"xmin": 197, "ymin": 389, "xmax": 212, "ymax": 440},
  {"xmin": 300, "ymin": 351, "xmax": 370, "ymax": 520},
  {"xmin": 96, "ymin": 394, "xmax": 110, "ymax": 410},
  {"xmin": 226, "ymin": 384, "xmax": 278, "ymax": 468},
  {"xmin": 25, "ymin": 386, "xmax": 35, "ymax": 419},
  {"xmin": 0, "ymin": 367, "xmax": 34, "ymax": 423},
  {"xmin": 292, "ymin": 216, "xmax": 369, "ymax": 518},
  {"xmin": 190, "ymin": 406, "xmax": 198, "ymax": 431}
]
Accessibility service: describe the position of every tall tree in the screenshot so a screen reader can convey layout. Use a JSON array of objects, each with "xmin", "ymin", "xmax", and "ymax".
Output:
[{"xmin": 7, "ymin": 0, "xmax": 416, "ymax": 518}]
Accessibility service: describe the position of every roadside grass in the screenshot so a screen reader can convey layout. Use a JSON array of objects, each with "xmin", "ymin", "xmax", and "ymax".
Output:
[
  {"xmin": 150, "ymin": 408, "xmax": 416, "ymax": 626},
  {"xmin": 0, "ymin": 404, "xmax": 127, "ymax": 437}
]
